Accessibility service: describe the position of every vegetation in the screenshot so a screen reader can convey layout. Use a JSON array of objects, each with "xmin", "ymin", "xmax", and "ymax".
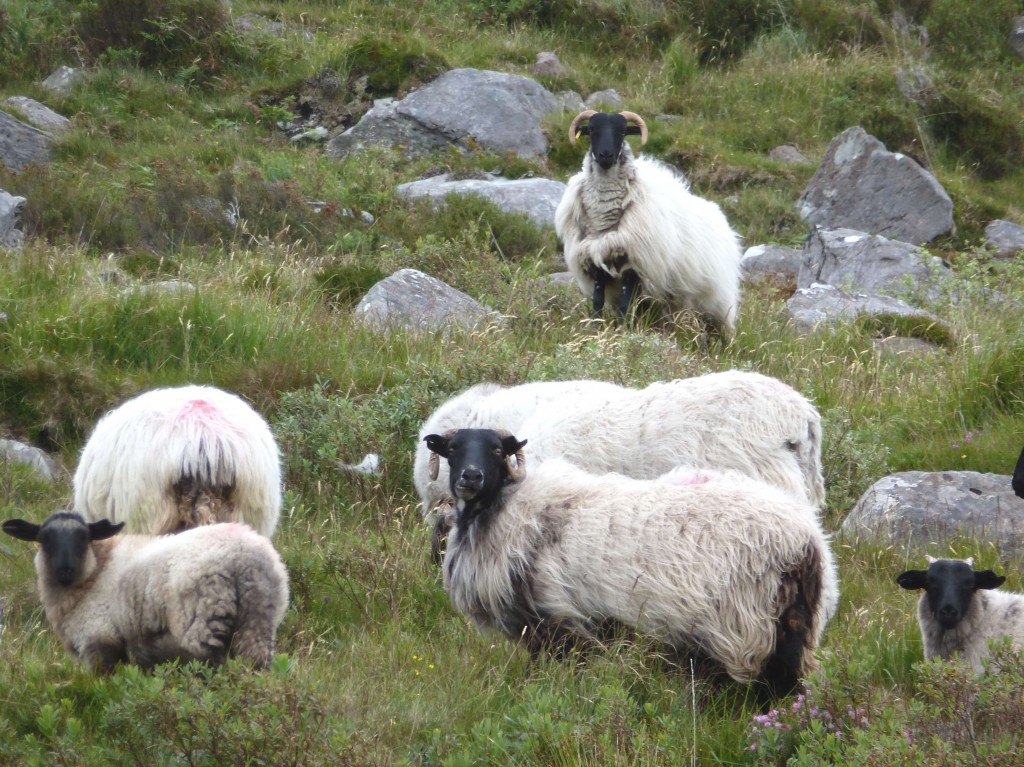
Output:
[{"xmin": 2, "ymin": 0, "xmax": 1024, "ymax": 763}]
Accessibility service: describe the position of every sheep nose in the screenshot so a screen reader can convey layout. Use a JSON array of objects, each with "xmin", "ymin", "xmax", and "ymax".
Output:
[
  {"xmin": 460, "ymin": 467, "xmax": 483, "ymax": 486},
  {"xmin": 55, "ymin": 567, "xmax": 76, "ymax": 585},
  {"xmin": 595, "ymin": 151, "xmax": 616, "ymax": 170},
  {"xmin": 936, "ymin": 604, "xmax": 960, "ymax": 628}
]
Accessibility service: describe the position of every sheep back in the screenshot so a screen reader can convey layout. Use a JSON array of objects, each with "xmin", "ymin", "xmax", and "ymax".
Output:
[
  {"xmin": 444, "ymin": 459, "xmax": 832, "ymax": 684},
  {"xmin": 73, "ymin": 385, "xmax": 282, "ymax": 537},
  {"xmin": 40, "ymin": 522, "xmax": 288, "ymax": 671}
]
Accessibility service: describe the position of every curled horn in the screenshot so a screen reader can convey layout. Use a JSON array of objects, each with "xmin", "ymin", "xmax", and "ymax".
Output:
[
  {"xmin": 568, "ymin": 109, "xmax": 597, "ymax": 145},
  {"xmin": 497, "ymin": 430, "xmax": 527, "ymax": 482},
  {"xmin": 618, "ymin": 111, "xmax": 648, "ymax": 145},
  {"xmin": 426, "ymin": 429, "xmax": 458, "ymax": 481}
]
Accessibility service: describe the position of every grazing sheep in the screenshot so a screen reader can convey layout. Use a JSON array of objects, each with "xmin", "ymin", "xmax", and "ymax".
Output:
[
  {"xmin": 3, "ymin": 512, "xmax": 289, "ymax": 672},
  {"xmin": 426, "ymin": 428, "xmax": 835, "ymax": 700},
  {"xmin": 73, "ymin": 385, "xmax": 282, "ymax": 537},
  {"xmin": 1013, "ymin": 445, "xmax": 1024, "ymax": 498},
  {"xmin": 897, "ymin": 557, "xmax": 1024, "ymax": 672},
  {"xmin": 554, "ymin": 110, "xmax": 743, "ymax": 337}
]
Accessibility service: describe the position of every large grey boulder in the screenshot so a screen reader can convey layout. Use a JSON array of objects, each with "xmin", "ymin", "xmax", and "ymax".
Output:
[
  {"xmin": 786, "ymin": 282, "xmax": 946, "ymax": 335},
  {"xmin": 841, "ymin": 471, "xmax": 1024, "ymax": 555},
  {"xmin": 798, "ymin": 126, "xmax": 954, "ymax": 245},
  {"xmin": 984, "ymin": 219, "xmax": 1024, "ymax": 258},
  {"xmin": 327, "ymin": 68, "xmax": 559, "ymax": 160},
  {"xmin": 5, "ymin": 97, "xmax": 71, "ymax": 133},
  {"xmin": 354, "ymin": 268, "xmax": 504, "ymax": 334},
  {"xmin": 396, "ymin": 173, "xmax": 566, "ymax": 229},
  {"xmin": 0, "ymin": 110, "xmax": 53, "ymax": 172},
  {"xmin": 0, "ymin": 439, "xmax": 61, "ymax": 482},
  {"xmin": 798, "ymin": 227, "xmax": 951, "ymax": 302},
  {"xmin": 0, "ymin": 190, "xmax": 26, "ymax": 250}
]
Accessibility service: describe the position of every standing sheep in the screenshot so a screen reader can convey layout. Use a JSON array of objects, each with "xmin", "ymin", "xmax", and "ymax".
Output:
[
  {"xmin": 73, "ymin": 385, "xmax": 282, "ymax": 537},
  {"xmin": 426, "ymin": 428, "xmax": 835, "ymax": 700},
  {"xmin": 897, "ymin": 556, "xmax": 1024, "ymax": 672},
  {"xmin": 2, "ymin": 512, "xmax": 289, "ymax": 672},
  {"xmin": 554, "ymin": 110, "xmax": 743, "ymax": 337}
]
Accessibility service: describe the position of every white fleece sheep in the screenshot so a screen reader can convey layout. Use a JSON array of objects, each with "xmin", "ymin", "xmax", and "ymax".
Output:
[
  {"xmin": 73, "ymin": 385, "xmax": 282, "ymax": 537},
  {"xmin": 2, "ymin": 512, "xmax": 289, "ymax": 671},
  {"xmin": 554, "ymin": 111, "xmax": 743, "ymax": 337},
  {"xmin": 413, "ymin": 379, "xmax": 625, "ymax": 517},
  {"xmin": 897, "ymin": 557, "xmax": 1024, "ymax": 672},
  {"xmin": 426, "ymin": 429, "xmax": 835, "ymax": 699}
]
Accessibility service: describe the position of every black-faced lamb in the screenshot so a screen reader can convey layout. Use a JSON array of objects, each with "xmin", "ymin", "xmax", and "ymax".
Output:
[
  {"xmin": 426, "ymin": 428, "xmax": 835, "ymax": 700},
  {"xmin": 3, "ymin": 512, "xmax": 289, "ymax": 672},
  {"xmin": 554, "ymin": 110, "xmax": 743, "ymax": 337},
  {"xmin": 73, "ymin": 385, "xmax": 282, "ymax": 537},
  {"xmin": 897, "ymin": 556, "xmax": 1024, "ymax": 672}
]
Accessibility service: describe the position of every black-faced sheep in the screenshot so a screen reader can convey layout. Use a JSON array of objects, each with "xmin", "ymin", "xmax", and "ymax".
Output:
[
  {"xmin": 426, "ymin": 428, "xmax": 835, "ymax": 700},
  {"xmin": 897, "ymin": 557, "xmax": 1024, "ymax": 672},
  {"xmin": 73, "ymin": 385, "xmax": 282, "ymax": 537},
  {"xmin": 554, "ymin": 110, "xmax": 743, "ymax": 337},
  {"xmin": 3, "ymin": 512, "xmax": 289, "ymax": 672}
]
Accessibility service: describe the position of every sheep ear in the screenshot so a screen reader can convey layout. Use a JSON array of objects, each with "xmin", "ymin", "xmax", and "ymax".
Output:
[
  {"xmin": 896, "ymin": 570, "xmax": 927, "ymax": 590},
  {"xmin": 87, "ymin": 520, "xmax": 125, "ymax": 540},
  {"xmin": 625, "ymin": 126, "xmax": 643, "ymax": 137},
  {"xmin": 2, "ymin": 519, "xmax": 42, "ymax": 542},
  {"xmin": 501, "ymin": 435, "xmax": 527, "ymax": 456},
  {"xmin": 973, "ymin": 570, "xmax": 1007, "ymax": 590},
  {"xmin": 576, "ymin": 126, "xmax": 591, "ymax": 139},
  {"xmin": 424, "ymin": 433, "xmax": 451, "ymax": 458}
]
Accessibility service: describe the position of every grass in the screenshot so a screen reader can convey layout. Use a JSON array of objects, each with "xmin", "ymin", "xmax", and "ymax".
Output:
[{"xmin": 2, "ymin": 0, "xmax": 1024, "ymax": 763}]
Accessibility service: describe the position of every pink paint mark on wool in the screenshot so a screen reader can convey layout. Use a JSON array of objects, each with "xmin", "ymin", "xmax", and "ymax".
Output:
[
  {"xmin": 660, "ymin": 469, "xmax": 718, "ymax": 486},
  {"xmin": 175, "ymin": 398, "xmax": 226, "ymax": 425}
]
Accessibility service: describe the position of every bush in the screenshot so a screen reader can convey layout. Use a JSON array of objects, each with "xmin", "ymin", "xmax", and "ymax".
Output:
[
  {"xmin": 928, "ymin": 81, "xmax": 1024, "ymax": 180},
  {"xmin": 925, "ymin": 0, "xmax": 1020, "ymax": 68}
]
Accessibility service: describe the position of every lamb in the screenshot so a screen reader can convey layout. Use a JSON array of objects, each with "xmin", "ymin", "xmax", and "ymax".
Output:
[
  {"xmin": 73, "ymin": 385, "xmax": 282, "ymax": 537},
  {"xmin": 897, "ymin": 556, "xmax": 1024, "ymax": 672},
  {"xmin": 2, "ymin": 511, "xmax": 289, "ymax": 672},
  {"xmin": 554, "ymin": 110, "xmax": 743, "ymax": 337},
  {"xmin": 425, "ymin": 428, "xmax": 836, "ymax": 700}
]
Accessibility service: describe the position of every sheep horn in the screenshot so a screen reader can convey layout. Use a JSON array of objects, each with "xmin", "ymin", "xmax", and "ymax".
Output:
[
  {"xmin": 619, "ymin": 111, "xmax": 648, "ymax": 145},
  {"xmin": 568, "ymin": 110, "xmax": 598, "ymax": 145},
  {"xmin": 496, "ymin": 430, "xmax": 527, "ymax": 482},
  {"xmin": 426, "ymin": 429, "xmax": 459, "ymax": 481}
]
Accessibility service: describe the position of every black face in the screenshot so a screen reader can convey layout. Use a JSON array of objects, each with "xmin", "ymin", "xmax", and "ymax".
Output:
[
  {"xmin": 40, "ymin": 515, "xmax": 92, "ymax": 586},
  {"xmin": 585, "ymin": 113, "xmax": 629, "ymax": 171},
  {"xmin": 897, "ymin": 559, "xmax": 1008, "ymax": 631},
  {"xmin": 424, "ymin": 429, "xmax": 526, "ymax": 524}
]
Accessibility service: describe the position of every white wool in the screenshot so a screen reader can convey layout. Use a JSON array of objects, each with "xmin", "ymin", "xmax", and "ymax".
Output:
[
  {"xmin": 73, "ymin": 385, "xmax": 282, "ymax": 537},
  {"xmin": 555, "ymin": 147, "xmax": 743, "ymax": 337}
]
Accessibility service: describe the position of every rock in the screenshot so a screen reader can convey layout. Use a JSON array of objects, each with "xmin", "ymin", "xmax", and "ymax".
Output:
[
  {"xmin": 786, "ymin": 282, "xmax": 946, "ymax": 337},
  {"xmin": 532, "ymin": 52, "xmax": 567, "ymax": 79},
  {"xmin": 984, "ymin": 219, "xmax": 1024, "ymax": 258},
  {"xmin": 768, "ymin": 145, "xmax": 811, "ymax": 165},
  {"xmin": 1011, "ymin": 16, "xmax": 1024, "ymax": 60},
  {"xmin": 4, "ymin": 97, "xmax": 71, "ymax": 132},
  {"xmin": 797, "ymin": 227, "xmax": 951, "ymax": 303},
  {"xmin": 0, "ymin": 439, "xmax": 61, "ymax": 482},
  {"xmin": 798, "ymin": 126, "xmax": 954, "ymax": 245},
  {"xmin": 40, "ymin": 65, "xmax": 85, "ymax": 95},
  {"xmin": 585, "ymin": 89, "xmax": 623, "ymax": 110},
  {"xmin": 740, "ymin": 244, "xmax": 803, "ymax": 291},
  {"xmin": 554, "ymin": 90, "xmax": 586, "ymax": 113},
  {"xmin": 0, "ymin": 110, "xmax": 53, "ymax": 172},
  {"xmin": 0, "ymin": 190, "xmax": 26, "ymax": 250},
  {"xmin": 840, "ymin": 471, "xmax": 1024, "ymax": 555},
  {"xmin": 396, "ymin": 173, "xmax": 566, "ymax": 229},
  {"xmin": 327, "ymin": 68, "xmax": 559, "ymax": 160},
  {"xmin": 354, "ymin": 268, "xmax": 504, "ymax": 334}
]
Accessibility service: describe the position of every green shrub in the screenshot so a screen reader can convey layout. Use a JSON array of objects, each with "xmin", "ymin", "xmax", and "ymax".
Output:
[
  {"xmin": 925, "ymin": 0, "xmax": 1020, "ymax": 68},
  {"xmin": 792, "ymin": 0, "xmax": 890, "ymax": 52},
  {"xmin": 343, "ymin": 35, "xmax": 448, "ymax": 97},
  {"xmin": 928, "ymin": 80, "xmax": 1024, "ymax": 180}
]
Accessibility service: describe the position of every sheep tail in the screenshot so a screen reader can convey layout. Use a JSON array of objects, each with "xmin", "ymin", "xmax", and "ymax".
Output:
[
  {"xmin": 168, "ymin": 476, "xmax": 233, "ymax": 534},
  {"xmin": 759, "ymin": 542, "xmax": 823, "ymax": 703}
]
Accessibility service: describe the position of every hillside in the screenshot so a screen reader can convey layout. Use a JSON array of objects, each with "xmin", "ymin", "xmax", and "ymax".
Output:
[{"xmin": 2, "ymin": 1, "xmax": 1024, "ymax": 764}]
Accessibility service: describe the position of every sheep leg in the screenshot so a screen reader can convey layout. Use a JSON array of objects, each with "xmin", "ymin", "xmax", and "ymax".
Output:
[
  {"xmin": 591, "ymin": 269, "xmax": 612, "ymax": 318},
  {"xmin": 616, "ymin": 269, "xmax": 640, "ymax": 320}
]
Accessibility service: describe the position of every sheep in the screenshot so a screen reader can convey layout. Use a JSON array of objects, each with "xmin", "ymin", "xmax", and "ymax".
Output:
[
  {"xmin": 2, "ymin": 511, "xmax": 289, "ymax": 672},
  {"xmin": 897, "ymin": 556, "xmax": 1024, "ymax": 672},
  {"xmin": 554, "ymin": 110, "xmax": 743, "ymax": 337},
  {"xmin": 1013, "ymin": 445, "xmax": 1024, "ymax": 498},
  {"xmin": 425, "ymin": 428, "xmax": 836, "ymax": 700},
  {"xmin": 73, "ymin": 385, "xmax": 282, "ymax": 537}
]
